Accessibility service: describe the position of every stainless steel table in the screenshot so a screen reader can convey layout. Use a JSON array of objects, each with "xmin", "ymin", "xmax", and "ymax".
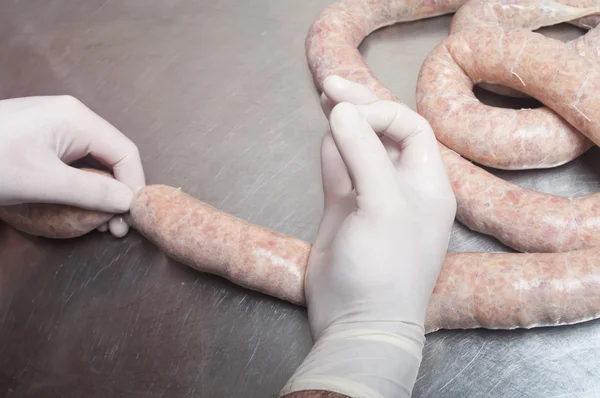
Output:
[{"xmin": 1, "ymin": 1, "xmax": 600, "ymax": 397}]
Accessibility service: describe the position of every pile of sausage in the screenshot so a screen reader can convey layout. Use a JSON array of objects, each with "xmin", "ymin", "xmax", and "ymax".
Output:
[{"xmin": 3, "ymin": 0, "xmax": 600, "ymax": 334}]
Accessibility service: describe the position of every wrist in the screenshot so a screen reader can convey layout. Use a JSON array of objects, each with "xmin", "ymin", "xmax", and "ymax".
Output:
[{"xmin": 280, "ymin": 321, "xmax": 425, "ymax": 398}]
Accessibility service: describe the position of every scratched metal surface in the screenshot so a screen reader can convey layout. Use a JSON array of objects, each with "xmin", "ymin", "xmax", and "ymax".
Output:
[{"xmin": 1, "ymin": 1, "xmax": 600, "ymax": 397}]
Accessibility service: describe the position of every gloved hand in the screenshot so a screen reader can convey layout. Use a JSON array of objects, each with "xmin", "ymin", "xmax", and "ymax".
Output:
[
  {"xmin": 0, "ymin": 96, "xmax": 146, "ymax": 237},
  {"xmin": 281, "ymin": 77, "xmax": 456, "ymax": 398}
]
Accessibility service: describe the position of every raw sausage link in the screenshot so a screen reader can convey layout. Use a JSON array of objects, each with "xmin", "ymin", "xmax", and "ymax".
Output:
[
  {"xmin": 0, "ymin": 169, "xmax": 112, "ymax": 239},
  {"xmin": 418, "ymin": 29, "xmax": 600, "ymax": 252},
  {"xmin": 130, "ymin": 185, "xmax": 310, "ymax": 305},
  {"xmin": 451, "ymin": 0, "xmax": 600, "ymax": 98},
  {"xmin": 0, "ymin": 203, "xmax": 111, "ymax": 239},
  {"xmin": 128, "ymin": 185, "xmax": 600, "ymax": 333},
  {"xmin": 450, "ymin": 0, "xmax": 600, "ymax": 34},
  {"xmin": 439, "ymin": 0, "xmax": 599, "ymax": 168},
  {"xmin": 305, "ymin": 0, "xmax": 466, "ymax": 99},
  {"xmin": 442, "ymin": 0, "xmax": 600, "ymax": 166},
  {"xmin": 450, "ymin": 0, "xmax": 600, "ymax": 89},
  {"xmin": 447, "ymin": 29, "xmax": 600, "ymax": 145},
  {"xmin": 440, "ymin": 149, "xmax": 600, "ymax": 253},
  {"xmin": 426, "ymin": 248, "xmax": 600, "ymax": 333},
  {"xmin": 416, "ymin": 42, "xmax": 592, "ymax": 170}
]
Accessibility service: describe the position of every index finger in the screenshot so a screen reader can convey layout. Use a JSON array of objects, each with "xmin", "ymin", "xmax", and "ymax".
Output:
[
  {"xmin": 356, "ymin": 100, "xmax": 453, "ymax": 195},
  {"xmin": 55, "ymin": 96, "xmax": 146, "ymax": 193},
  {"xmin": 329, "ymin": 102, "xmax": 400, "ymax": 212},
  {"xmin": 320, "ymin": 76, "xmax": 380, "ymax": 117}
]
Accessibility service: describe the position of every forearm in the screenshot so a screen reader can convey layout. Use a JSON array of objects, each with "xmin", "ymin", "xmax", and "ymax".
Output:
[{"xmin": 280, "ymin": 322, "xmax": 424, "ymax": 398}]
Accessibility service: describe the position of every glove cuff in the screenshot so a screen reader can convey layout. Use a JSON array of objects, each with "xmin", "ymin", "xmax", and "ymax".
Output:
[{"xmin": 280, "ymin": 322, "xmax": 425, "ymax": 398}]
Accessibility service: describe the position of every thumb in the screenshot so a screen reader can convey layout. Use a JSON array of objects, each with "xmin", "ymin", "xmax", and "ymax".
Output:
[{"xmin": 32, "ymin": 161, "xmax": 134, "ymax": 213}]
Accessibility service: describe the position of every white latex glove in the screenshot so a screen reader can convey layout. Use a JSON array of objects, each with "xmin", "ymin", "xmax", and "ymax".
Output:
[
  {"xmin": 281, "ymin": 77, "xmax": 456, "ymax": 398},
  {"xmin": 0, "ymin": 96, "xmax": 146, "ymax": 237}
]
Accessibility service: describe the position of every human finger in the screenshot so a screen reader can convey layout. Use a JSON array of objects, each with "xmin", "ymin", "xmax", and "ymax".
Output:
[
  {"xmin": 356, "ymin": 100, "xmax": 451, "ymax": 192},
  {"xmin": 50, "ymin": 96, "xmax": 146, "ymax": 193},
  {"xmin": 28, "ymin": 159, "xmax": 134, "ymax": 213},
  {"xmin": 329, "ymin": 102, "xmax": 398, "ymax": 211},
  {"xmin": 322, "ymin": 75, "xmax": 379, "ymax": 107}
]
